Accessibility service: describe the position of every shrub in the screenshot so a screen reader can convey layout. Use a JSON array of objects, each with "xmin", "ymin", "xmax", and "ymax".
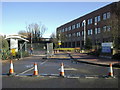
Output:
[
  {"xmin": 112, "ymin": 53, "xmax": 120, "ymax": 59},
  {"xmin": 16, "ymin": 51, "xmax": 29, "ymax": 58},
  {"xmin": 87, "ymin": 49, "xmax": 101, "ymax": 57}
]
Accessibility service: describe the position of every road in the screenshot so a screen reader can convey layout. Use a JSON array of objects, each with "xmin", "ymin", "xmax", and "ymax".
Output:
[{"xmin": 2, "ymin": 53, "xmax": 119, "ymax": 88}]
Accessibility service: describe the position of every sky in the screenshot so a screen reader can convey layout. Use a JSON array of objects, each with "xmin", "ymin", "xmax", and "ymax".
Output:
[{"xmin": 1, "ymin": 2, "xmax": 113, "ymax": 38}]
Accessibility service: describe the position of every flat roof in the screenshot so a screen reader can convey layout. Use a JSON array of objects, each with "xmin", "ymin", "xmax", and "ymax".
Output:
[{"xmin": 5, "ymin": 35, "xmax": 29, "ymax": 42}]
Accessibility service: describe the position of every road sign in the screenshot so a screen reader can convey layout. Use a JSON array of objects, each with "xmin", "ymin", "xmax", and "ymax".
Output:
[{"xmin": 102, "ymin": 42, "xmax": 113, "ymax": 53}]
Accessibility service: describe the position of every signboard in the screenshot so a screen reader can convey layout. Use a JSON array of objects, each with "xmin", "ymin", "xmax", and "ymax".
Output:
[
  {"xmin": 11, "ymin": 49, "xmax": 16, "ymax": 56},
  {"xmin": 58, "ymin": 42, "xmax": 61, "ymax": 45},
  {"xmin": 10, "ymin": 39, "xmax": 18, "ymax": 52},
  {"xmin": 58, "ymin": 40, "xmax": 61, "ymax": 45},
  {"xmin": 102, "ymin": 42, "xmax": 113, "ymax": 47},
  {"xmin": 47, "ymin": 43, "xmax": 53, "ymax": 56},
  {"xmin": 102, "ymin": 42, "xmax": 113, "ymax": 53}
]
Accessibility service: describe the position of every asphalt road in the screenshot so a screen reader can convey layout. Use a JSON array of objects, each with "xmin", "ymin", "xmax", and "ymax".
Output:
[{"xmin": 2, "ymin": 54, "xmax": 119, "ymax": 88}]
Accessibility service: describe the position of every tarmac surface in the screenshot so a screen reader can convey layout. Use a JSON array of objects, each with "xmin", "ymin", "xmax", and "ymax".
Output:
[{"xmin": 2, "ymin": 52, "xmax": 120, "ymax": 88}]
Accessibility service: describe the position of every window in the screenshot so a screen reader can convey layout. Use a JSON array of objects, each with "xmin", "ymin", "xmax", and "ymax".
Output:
[
  {"xmin": 68, "ymin": 26, "xmax": 71, "ymax": 30},
  {"xmin": 103, "ymin": 13, "xmax": 107, "ymax": 20},
  {"xmin": 95, "ymin": 28, "xmax": 98, "ymax": 34},
  {"xmin": 95, "ymin": 27, "xmax": 101, "ymax": 34},
  {"xmin": 69, "ymin": 34, "xmax": 71, "ymax": 37},
  {"xmin": 98, "ymin": 16, "xmax": 100, "ymax": 22},
  {"xmin": 107, "ymin": 12, "xmax": 110, "ymax": 19},
  {"xmin": 88, "ymin": 30, "xmax": 90, "ymax": 35},
  {"xmin": 76, "ymin": 32, "xmax": 78, "ymax": 37},
  {"xmin": 66, "ymin": 34, "xmax": 68, "ymax": 37},
  {"xmin": 62, "ymin": 28, "xmax": 64, "ymax": 32},
  {"xmin": 82, "ymin": 22, "xmax": 84, "ymax": 27},
  {"xmin": 78, "ymin": 32, "xmax": 80, "ymax": 36},
  {"xmin": 103, "ymin": 12, "xmax": 110, "ymax": 20},
  {"xmin": 88, "ymin": 18, "xmax": 92, "ymax": 25},
  {"xmin": 76, "ymin": 32, "xmax": 79, "ymax": 37},
  {"xmin": 65, "ymin": 27, "xmax": 67, "ymax": 32},
  {"xmin": 77, "ymin": 32, "xmax": 80, "ymax": 37},
  {"xmin": 88, "ymin": 29, "xmax": 93, "ymax": 35},
  {"xmin": 76, "ymin": 23, "xmax": 80, "ymax": 28},
  {"xmin": 95, "ymin": 16, "xmax": 101, "ymax": 23},
  {"xmin": 73, "ymin": 33, "xmax": 76, "ymax": 37},
  {"xmin": 59, "ymin": 30, "xmax": 62, "ymax": 33},
  {"xmin": 95, "ymin": 16, "xmax": 97, "ymax": 23},
  {"xmin": 103, "ymin": 26, "xmax": 107, "ymax": 32},
  {"xmin": 98, "ymin": 28, "xmax": 101, "ymax": 33},
  {"xmin": 72, "ymin": 25, "xmax": 75, "ymax": 30},
  {"xmin": 90, "ymin": 29, "xmax": 92, "ymax": 35},
  {"xmin": 107, "ymin": 26, "xmax": 111, "ymax": 31},
  {"xmin": 82, "ymin": 31, "xmax": 84, "ymax": 36}
]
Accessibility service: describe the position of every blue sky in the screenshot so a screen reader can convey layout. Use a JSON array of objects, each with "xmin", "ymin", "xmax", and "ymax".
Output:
[{"xmin": 2, "ymin": 2, "xmax": 112, "ymax": 38}]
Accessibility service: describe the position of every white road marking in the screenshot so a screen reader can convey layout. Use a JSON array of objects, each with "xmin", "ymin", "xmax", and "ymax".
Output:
[
  {"xmin": 58, "ymin": 68, "xmax": 77, "ymax": 71},
  {"xmin": 18, "ymin": 67, "xmax": 34, "ymax": 75},
  {"xmin": 25, "ymin": 65, "xmax": 33, "ymax": 68},
  {"xmin": 18, "ymin": 60, "xmax": 48, "ymax": 75},
  {"xmin": 40, "ymin": 60, "xmax": 48, "ymax": 65}
]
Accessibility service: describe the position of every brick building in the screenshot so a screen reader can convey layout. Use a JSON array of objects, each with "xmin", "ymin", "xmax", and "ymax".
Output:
[{"xmin": 56, "ymin": 2, "xmax": 119, "ymax": 50}]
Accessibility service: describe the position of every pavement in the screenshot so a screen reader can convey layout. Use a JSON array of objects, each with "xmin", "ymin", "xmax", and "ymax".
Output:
[{"xmin": 50, "ymin": 52, "xmax": 120, "ymax": 67}]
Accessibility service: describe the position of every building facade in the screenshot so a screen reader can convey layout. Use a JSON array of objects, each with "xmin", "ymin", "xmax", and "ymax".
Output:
[{"xmin": 56, "ymin": 2, "xmax": 119, "ymax": 50}]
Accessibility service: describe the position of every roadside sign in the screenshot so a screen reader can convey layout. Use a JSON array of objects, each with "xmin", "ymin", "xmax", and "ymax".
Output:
[
  {"xmin": 58, "ymin": 42, "xmax": 61, "ymax": 45},
  {"xmin": 10, "ymin": 39, "xmax": 18, "ymax": 52},
  {"xmin": 102, "ymin": 42, "xmax": 113, "ymax": 53},
  {"xmin": 58, "ymin": 40, "xmax": 61, "ymax": 45},
  {"xmin": 11, "ymin": 48, "xmax": 16, "ymax": 56}
]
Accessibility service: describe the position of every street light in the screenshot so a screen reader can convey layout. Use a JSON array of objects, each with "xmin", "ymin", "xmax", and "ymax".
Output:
[
  {"xmin": 30, "ymin": 32, "xmax": 33, "ymax": 55},
  {"xmin": 83, "ymin": 20, "xmax": 86, "ymax": 49},
  {"xmin": 30, "ymin": 33, "xmax": 32, "ymax": 48}
]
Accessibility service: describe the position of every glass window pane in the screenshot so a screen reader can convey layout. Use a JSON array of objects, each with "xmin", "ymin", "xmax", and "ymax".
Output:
[
  {"xmin": 98, "ymin": 16, "xmax": 100, "ymax": 22},
  {"xmin": 103, "ymin": 13, "xmax": 107, "ymax": 20},
  {"xmin": 95, "ymin": 17, "xmax": 97, "ymax": 23},
  {"xmin": 98, "ymin": 28, "xmax": 101, "ymax": 33},
  {"xmin": 107, "ymin": 12, "xmax": 110, "ymax": 19},
  {"xmin": 95, "ymin": 28, "xmax": 97, "ymax": 34}
]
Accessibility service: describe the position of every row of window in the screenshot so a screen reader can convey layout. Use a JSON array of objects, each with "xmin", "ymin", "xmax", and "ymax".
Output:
[
  {"xmin": 59, "ymin": 12, "xmax": 110, "ymax": 33},
  {"xmin": 65, "ymin": 25, "xmax": 111, "ymax": 38}
]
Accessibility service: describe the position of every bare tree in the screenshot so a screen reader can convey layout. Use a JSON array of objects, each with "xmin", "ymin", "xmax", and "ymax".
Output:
[
  {"xmin": 50, "ymin": 32, "xmax": 58, "ymax": 48},
  {"xmin": 18, "ymin": 30, "xmax": 28, "ymax": 37},
  {"xmin": 26, "ymin": 22, "xmax": 47, "ymax": 42}
]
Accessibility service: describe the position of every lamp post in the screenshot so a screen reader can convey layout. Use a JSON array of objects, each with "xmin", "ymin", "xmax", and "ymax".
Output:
[
  {"xmin": 30, "ymin": 32, "xmax": 33, "ymax": 55},
  {"xmin": 83, "ymin": 20, "xmax": 86, "ymax": 50},
  {"xmin": 30, "ymin": 33, "xmax": 32, "ymax": 48}
]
